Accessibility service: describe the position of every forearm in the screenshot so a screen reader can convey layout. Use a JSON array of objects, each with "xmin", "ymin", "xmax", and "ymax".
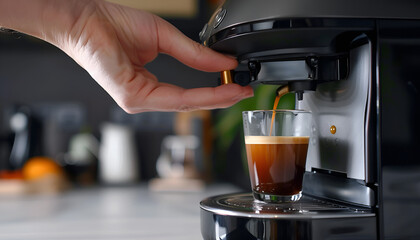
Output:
[{"xmin": 0, "ymin": 0, "xmax": 93, "ymax": 45}]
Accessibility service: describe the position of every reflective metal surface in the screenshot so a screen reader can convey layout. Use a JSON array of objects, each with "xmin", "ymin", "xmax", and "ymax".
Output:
[
  {"xmin": 299, "ymin": 42, "xmax": 371, "ymax": 181},
  {"xmin": 201, "ymin": 193, "xmax": 376, "ymax": 240},
  {"xmin": 200, "ymin": 193, "xmax": 374, "ymax": 219},
  {"xmin": 258, "ymin": 60, "xmax": 310, "ymax": 83}
]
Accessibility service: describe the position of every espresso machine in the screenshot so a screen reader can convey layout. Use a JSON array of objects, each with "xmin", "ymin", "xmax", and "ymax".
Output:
[{"xmin": 199, "ymin": 0, "xmax": 420, "ymax": 239}]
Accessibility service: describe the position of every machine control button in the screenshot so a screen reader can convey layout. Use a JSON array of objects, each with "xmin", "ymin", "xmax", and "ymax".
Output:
[
  {"xmin": 330, "ymin": 125, "xmax": 337, "ymax": 134},
  {"xmin": 221, "ymin": 70, "xmax": 233, "ymax": 84},
  {"xmin": 214, "ymin": 8, "xmax": 226, "ymax": 29}
]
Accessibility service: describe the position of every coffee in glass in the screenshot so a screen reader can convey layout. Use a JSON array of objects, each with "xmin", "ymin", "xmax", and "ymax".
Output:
[{"xmin": 243, "ymin": 110, "xmax": 312, "ymax": 203}]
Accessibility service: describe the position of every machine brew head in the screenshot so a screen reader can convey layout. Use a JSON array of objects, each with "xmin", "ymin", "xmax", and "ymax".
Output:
[
  {"xmin": 198, "ymin": 0, "xmax": 382, "ymax": 100},
  {"xmin": 219, "ymin": 56, "xmax": 348, "ymax": 100}
]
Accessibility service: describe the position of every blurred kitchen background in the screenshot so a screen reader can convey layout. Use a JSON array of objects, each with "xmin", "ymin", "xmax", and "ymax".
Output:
[{"xmin": 0, "ymin": 0, "xmax": 256, "ymax": 195}]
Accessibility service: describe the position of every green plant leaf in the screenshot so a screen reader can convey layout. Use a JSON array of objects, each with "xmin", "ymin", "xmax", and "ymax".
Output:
[{"xmin": 276, "ymin": 92, "xmax": 296, "ymax": 110}]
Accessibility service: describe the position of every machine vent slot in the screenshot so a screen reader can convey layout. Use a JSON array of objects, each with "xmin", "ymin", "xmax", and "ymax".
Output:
[{"xmin": 311, "ymin": 167, "xmax": 347, "ymax": 178}]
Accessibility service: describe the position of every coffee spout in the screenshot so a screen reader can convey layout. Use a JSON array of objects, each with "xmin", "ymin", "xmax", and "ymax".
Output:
[{"xmin": 276, "ymin": 85, "xmax": 290, "ymax": 99}]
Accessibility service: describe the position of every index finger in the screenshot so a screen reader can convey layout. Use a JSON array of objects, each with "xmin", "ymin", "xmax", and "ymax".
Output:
[
  {"xmin": 130, "ymin": 82, "xmax": 254, "ymax": 112},
  {"xmin": 153, "ymin": 15, "xmax": 237, "ymax": 72}
]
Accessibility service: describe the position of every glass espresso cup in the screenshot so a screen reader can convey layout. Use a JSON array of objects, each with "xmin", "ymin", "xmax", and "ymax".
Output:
[{"xmin": 243, "ymin": 110, "xmax": 312, "ymax": 203}]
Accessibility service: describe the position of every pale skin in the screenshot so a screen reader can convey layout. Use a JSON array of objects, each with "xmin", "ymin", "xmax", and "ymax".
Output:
[{"xmin": 0, "ymin": 0, "xmax": 253, "ymax": 112}]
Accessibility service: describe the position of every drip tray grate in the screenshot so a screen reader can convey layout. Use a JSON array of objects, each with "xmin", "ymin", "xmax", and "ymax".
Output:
[{"xmin": 200, "ymin": 193, "xmax": 374, "ymax": 219}]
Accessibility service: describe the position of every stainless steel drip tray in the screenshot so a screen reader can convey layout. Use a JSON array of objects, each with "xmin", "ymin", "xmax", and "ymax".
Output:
[{"xmin": 200, "ymin": 192, "xmax": 374, "ymax": 219}]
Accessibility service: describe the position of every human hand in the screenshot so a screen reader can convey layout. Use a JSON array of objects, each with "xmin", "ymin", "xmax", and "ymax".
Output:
[{"xmin": 5, "ymin": 0, "xmax": 253, "ymax": 112}]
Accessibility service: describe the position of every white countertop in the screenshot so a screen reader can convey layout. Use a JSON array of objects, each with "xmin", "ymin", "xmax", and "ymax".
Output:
[{"xmin": 0, "ymin": 184, "xmax": 240, "ymax": 240}]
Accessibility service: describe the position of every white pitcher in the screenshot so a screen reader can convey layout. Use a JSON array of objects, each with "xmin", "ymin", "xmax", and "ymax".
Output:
[{"xmin": 98, "ymin": 123, "xmax": 139, "ymax": 184}]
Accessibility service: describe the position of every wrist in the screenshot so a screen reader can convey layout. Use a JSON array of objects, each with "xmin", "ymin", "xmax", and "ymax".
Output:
[
  {"xmin": 39, "ymin": 0, "xmax": 98, "ymax": 47},
  {"xmin": 0, "ymin": 0, "xmax": 98, "ymax": 46}
]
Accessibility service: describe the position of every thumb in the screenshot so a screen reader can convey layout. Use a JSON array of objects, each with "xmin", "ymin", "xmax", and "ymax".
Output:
[{"xmin": 154, "ymin": 16, "xmax": 237, "ymax": 72}]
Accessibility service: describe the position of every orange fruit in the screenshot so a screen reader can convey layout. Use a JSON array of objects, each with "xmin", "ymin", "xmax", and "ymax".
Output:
[{"xmin": 22, "ymin": 157, "xmax": 64, "ymax": 181}]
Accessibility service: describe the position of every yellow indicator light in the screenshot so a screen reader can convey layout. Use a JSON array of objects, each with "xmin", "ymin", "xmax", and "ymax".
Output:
[{"xmin": 330, "ymin": 125, "xmax": 337, "ymax": 134}]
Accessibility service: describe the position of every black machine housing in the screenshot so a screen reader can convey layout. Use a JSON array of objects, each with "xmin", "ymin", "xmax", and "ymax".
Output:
[{"xmin": 199, "ymin": 0, "xmax": 420, "ymax": 239}]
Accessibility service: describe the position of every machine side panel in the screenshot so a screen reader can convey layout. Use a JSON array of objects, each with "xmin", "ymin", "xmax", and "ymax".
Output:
[
  {"xmin": 378, "ymin": 19, "xmax": 420, "ymax": 240},
  {"xmin": 299, "ymin": 43, "xmax": 371, "ymax": 181}
]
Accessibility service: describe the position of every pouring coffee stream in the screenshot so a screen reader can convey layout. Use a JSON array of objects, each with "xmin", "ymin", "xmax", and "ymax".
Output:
[{"xmin": 269, "ymin": 85, "xmax": 290, "ymax": 136}]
